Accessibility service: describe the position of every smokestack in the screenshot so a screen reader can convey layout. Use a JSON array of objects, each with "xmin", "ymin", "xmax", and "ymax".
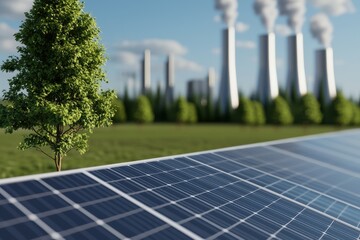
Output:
[
  {"xmin": 286, "ymin": 33, "xmax": 307, "ymax": 99},
  {"xmin": 218, "ymin": 27, "xmax": 239, "ymax": 114},
  {"xmin": 314, "ymin": 48, "xmax": 337, "ymax": 105},
  {"xmin": 141, "ymin": 49, "xmax": 151, "ymax": 95},
  {"xmin": 257, "ymin": 33, "xmax": 279, "ymax": 105},
  {"xmin": 207, "ymin": 68, "xmax": 216, "ymax": 102},
  {"xmin": 165, "ymin": 55, "xmax": 175, "ymax": 104}
]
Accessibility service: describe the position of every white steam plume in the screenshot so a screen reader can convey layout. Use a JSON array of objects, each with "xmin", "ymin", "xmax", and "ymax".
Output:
[
  {"xmin": 254, "ymin": 0, "xmax": 278, "ymax": 33},
  {"xmin": 310, "ymin": 0, "xmax": 355, "ymax": 16},
  {"xmin": 277, "ymin": 0, "xmax": 306, "ymax": 33},
  {"xmin": 215, "ymin": 0, "xmax": 238, "ymax": 27},
  {"xmin": 310, "ymin": 13, "xmax": 333, "ymax": 47}
]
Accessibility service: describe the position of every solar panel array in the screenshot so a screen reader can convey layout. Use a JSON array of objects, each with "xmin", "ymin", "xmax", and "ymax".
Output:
[{"xmin": 0, "ymin": 130, "xmax": 359, "ymax": 239}]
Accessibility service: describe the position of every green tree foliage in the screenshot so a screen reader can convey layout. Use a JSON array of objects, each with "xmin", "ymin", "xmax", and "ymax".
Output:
[
  {"xmin": 133, "ymin": 95, "xmax": 154, "ymax": 123},
  {"xmin": 328, "ymin": 93, "xmax": 352, "ymax": 126},
  {"xmin": 269, "ymin": 96, "xmax": 294, "ymax": 125},
  {"xmin": 112, "ymin": 98, "xmax": 126, "ymax": 123},
  {"xmin": 253, "ymin": 101, "xmax": 266, "ymax": 125},
  {"xmin": 350, "ymin": 103, "xmax": 360, "ymax": 125},
  {"xmin": 295, "ymin": 94, "xmax": 322, "ymax": 124},
  {"xmin": 233, "ymin": 98, "xmax": 255, "ymax": 125},
  {"xmin": 0, "ymin": 0, "xmax": 114, "ymax": 171},
  {"xmin": 187, "ymin": 103, "xmax": 198, "ymax": 124},
  {"xmin": 174, "ymin": 97, "xmax": 189, "ymax": 123}
]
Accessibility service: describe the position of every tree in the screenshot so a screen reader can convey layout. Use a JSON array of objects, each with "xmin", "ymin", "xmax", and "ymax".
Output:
[
  {"xmin": 350, "ymin": 103, "xmax": 360, "ymax": 125},
  {"xmin": 133, "ymin": 95, "xmax": 154, "ymax": 123},
  {"xmin": 253, "ymin": 101, "xmax": 266, "ymax": 125},
  {"xmin": 187, "ymin": 103, "xmax": 198, "ymax": 124},
  {"xmin": 295, "ymin": 93, "xmax": 322, "ymax": 124},
  {"xmin": 0, "ymin": 0, "xmax": 114, "ymax": 171},
  {"xmin": 329, "ymin": 92, "xmax": 352, "ymax": 126},
  {"xmin": 234, "ymin": 97, "xmax": 255, "ymax": 125},
  {"xmin": 174, "ymin": 97, "xmax": 189, "ymax": 123},
  {"xmin": 269, "ymin": 96, "xmax": 293, "ymax": 125},
  {"xmin": 112, "ymin": 98, "xmax": 127, "ymax": 123}
]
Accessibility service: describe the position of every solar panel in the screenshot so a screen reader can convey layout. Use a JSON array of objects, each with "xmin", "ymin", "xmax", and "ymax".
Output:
[{"xmin": 0, "ymin": 130, "xmax": 360, "ymax": 239}]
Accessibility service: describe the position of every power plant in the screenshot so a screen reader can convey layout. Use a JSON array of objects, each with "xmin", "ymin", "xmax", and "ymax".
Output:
[
  {"xmin": 218, "ymin": 27, "xmax": 239, "ymax": 114},
  {"xmin": 286, "ymin": 33, "xmax": 307, "ymax": 100},
  {"xmin": 257, "ymin": 33, "xmax": 279, "ymax": 105},
  {"xmin": 165, "ymin": 54, "xmax": 175, "ymax": 105},
  {"xmin": 141, "ymin": 49, "xmax": 151, "ymax": 95},
  {"xmin": 314, "ymin": 48, "xmax": 337, "ymax": 105}
]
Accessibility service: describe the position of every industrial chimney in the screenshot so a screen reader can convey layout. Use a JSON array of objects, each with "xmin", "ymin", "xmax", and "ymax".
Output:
[
  {"xmin": 165, "ymin": 55, "xmax": 175, "ymax": 105},
  {"xmin": 286, "ymin": 33, "xmax": 307, "ymax": 100},
  {"xmin": 141, "ymin": 49, "xmax": 151, "ymax": 95},
  {"xmin": 218, "ymin": 27, "xmax": 239, "ymax": 114},
  {"xmin": 207, "ymin": 68, "xmax": 216, "ymax": 103},
  {"xmin": 314, "ymin": 48, "xmax": 337, "ymax": 105},
  {"xmin": 257, "ymin": 33, "xmax": 279, "ymax": 105}
]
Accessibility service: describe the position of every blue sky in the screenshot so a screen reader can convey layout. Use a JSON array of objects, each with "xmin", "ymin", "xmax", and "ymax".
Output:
[{"xmin": 0, "ymin": 0, "xmax": 359, "ymax": 99}]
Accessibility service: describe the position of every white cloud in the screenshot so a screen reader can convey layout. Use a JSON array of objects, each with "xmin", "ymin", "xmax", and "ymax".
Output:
[
  {"xmin": 275, "ymin": 24, "xmax": 292, "ymax": 36},
  {"xmin": 212, "ymin": 48, "xmax": 221, "ymax": 55},
  {"xmin": 0, "ymin": 23, "xmax": 17, "ymax": 53},
  {"xmin": 236, "ymin": 40, "xmax": 256, "ymax": 49},
  {"xmin": 111, "ymin": 51, "xmax": 140, "ymax": 67},
  {"xmin": 175, "ymin": 57, "xmax": 204, "ymax": 72},
  {"xmin": 310, "ymin": 0, "xmax": 355, "ymax": 16},
  {"xmin": 116, "ymin": 39, "xmax": 187, "ymax": 56},
  {"xmin": 0, "ymin": 0, "xmax": 33, "ymax": 19},
  {"xmin": 235, "ymin": 22, "xmax": 250, "ymax": 33}
]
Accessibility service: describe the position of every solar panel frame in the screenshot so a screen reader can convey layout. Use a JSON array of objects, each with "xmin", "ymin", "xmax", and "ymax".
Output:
[{"xmin": 0, "ymin": 129, "xmax": 360, "ymax": 240}]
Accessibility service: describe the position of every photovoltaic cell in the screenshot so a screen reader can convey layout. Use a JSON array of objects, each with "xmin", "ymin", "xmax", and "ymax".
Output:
[{"xmin": 0, "ymin": 130, "xmax": 359, "ymax": 239}]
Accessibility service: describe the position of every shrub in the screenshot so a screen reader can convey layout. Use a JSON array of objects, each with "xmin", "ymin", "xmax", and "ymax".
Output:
[
  {"xmin": 174, "ymin": 97, "xmax": 189, "ymax": 123},
  {"xmin": 187, "ymin": 103, "xmax": 198, "ymax": 124},
  {"xmin": 295, "ymin": 93, "xmax": 322, "ymax": 124},
  {"xmin": 329, "ymin": 92, "xmax": 352, "ymax": 126},
  {"xmin": 133, "ymin": 95, "xmax": 154, "ymax": 124},
  {"xmin": 253, "ymin": 101, "xmax": 266, "ymax": 125},
  {"xmin": 269, "ymin": 96, "xmax": 293, "ymax": 125},
  {"xmin": 234, "ymin": 98, "xmax": 255, "ymax": 125},
  {"xmin": 112, "ymin": 98, "xmax": 127, "ymax": 123}
]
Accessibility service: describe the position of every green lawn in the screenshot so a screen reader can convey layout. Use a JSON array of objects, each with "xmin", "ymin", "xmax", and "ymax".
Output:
[{"xmin": 0, "ymin": 124, "xmax": 346, "ymax": 178}]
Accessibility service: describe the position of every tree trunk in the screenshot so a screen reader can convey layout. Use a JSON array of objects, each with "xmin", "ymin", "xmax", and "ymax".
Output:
[
  {"xmin": 54, "ymin": 153, "xmax": 62, "ymax": 172},
  {"xmin": 54, "ymin": 124, "xmax": 63, "ymax": 172}
]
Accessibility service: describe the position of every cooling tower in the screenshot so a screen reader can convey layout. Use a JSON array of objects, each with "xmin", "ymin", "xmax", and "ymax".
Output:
[
  {"xmin": 286, "ymin": 34, "xmax": 307, "ymax": 99},
  {"xmin": 141, "ymin": 49, "xmax": 151, "ymax": 95},
  {"xmin": 165, "ymin": 55, "xmax": 175, "ymax": 104},
  {"xmin": 257, "ymin": 33, "xmax": 279, "ymax": 105},
  {"xmin": 207, "ymin": 68, "xmax": 216, "ymax": 102},
  {"xmin": 314, "ymin": 48, "xmax": 337, "ymax": 105},
  {"xmin": 218, "ymin": 27, "xmax": 239, "ymax": 114}
]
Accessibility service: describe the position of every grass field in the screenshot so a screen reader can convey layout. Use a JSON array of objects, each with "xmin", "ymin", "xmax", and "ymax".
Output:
[{"xmin": 0, "ymin": 124, "xmax": 346, "ymax": 178}]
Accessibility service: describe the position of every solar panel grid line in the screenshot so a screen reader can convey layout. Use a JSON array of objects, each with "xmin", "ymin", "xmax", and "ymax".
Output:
[
  {"xmin": 95, "ymin": 167, "xmax": 251, "ymax": 239},
  {"xmin": 215, "ymin": 153, "xmax": 360, "ymax": 229},
  {"xmin": 0, "ymin": 188, "xmax": 61, "ymax": 240},
  {"xmin": 205, "ymin": 192, "xmax": 295, "ymax": 240},
  {"xmin": 36, "ymin": 178, "xmax": 127, "ymax": 239},
  {"xmin": 186, "ymin": 156, "xmax": 360, "ymax": 233},
  {"xmin": 271, "ymin": 189, "xmax": 331, "ymax": 239},
  {"xmin": 211, "ymin": 151, "xmax": 360, "ymax": 214},
  {"xmin": 82, "ymin": 171, "xmax": 203, "ymax": 240},
  {"xmin": 266, "ymin": 145, "xmax": 360, "ymax": 178},
  {"xmin": 92, "ymin": 161, "xmax": 289, "ymax": 239},
  {"xmin": 318, "ymin": 220, "xmax": 336, "ymax": 240}
]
